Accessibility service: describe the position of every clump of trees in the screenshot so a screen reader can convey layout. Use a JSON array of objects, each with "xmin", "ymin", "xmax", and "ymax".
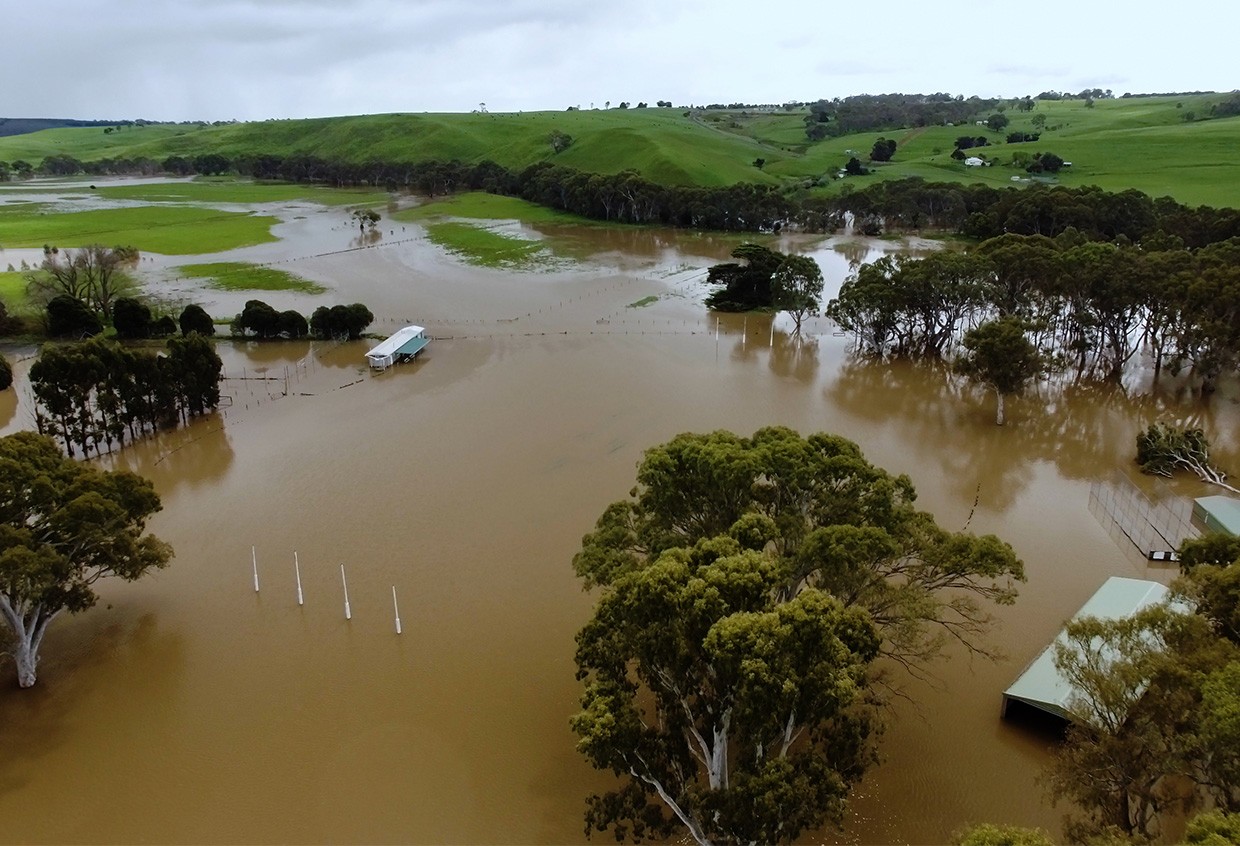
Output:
[
  {"xmin": 571, "ymin": 427, "xmax": 1023, "ymax": 844},
  {"xmin": 0, "ymin": 431, "xmax": 171, "ymax": 687},
  {"xmin": 230, "ymin": 300, "xmax": 309, "ymax": 339},
  {"xmin": 802, "ymin": 93, "xmax": 1003, "ymax": 140},
  {"xmin": 25, "ymin": 244, "xmax": 139, "ymax": 322},
  {"xmin": 548, "ymin": 130, "xmax": 573, "ymax": 153},
  {"xmin": 827, "ymin": 232, "xmax": 1240, "ymax": 389},
  {"xmin": 230, "ymin": 300, "xmax": 375, "ymax": 341},
  {"xmin": 704, "ymin": 244, "xmax": 825, "ymax": 326},
  {"xmin": 309, "ymin": 303, "xmax": 374, "ymax": 340},
  {"xmin": 0, "ymin": 354, "xmax": 11, "ymax": 390},
  {"xmin": 869, "ymin": 137, "xmax": 897, "ymax": 162},
  {"xmin": 30, "ymin": 335, "xmax": 223, "ymax": 457}
]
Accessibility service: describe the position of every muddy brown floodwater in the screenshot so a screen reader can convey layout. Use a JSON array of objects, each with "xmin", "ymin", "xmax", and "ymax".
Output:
[{"xmin": 0, "ymin": 197, "xmax": 1237, "ymax": 845}]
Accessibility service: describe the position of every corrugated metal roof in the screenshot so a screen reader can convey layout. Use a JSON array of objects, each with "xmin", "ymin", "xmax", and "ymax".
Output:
[
  {"xmin": 1002, "ymin": 577, "xmax": 1170, "ymax": 721},
  {"xmin": 1194, "ymin": 495, "xmax": 1240, "ymax": 536},
  {"xmin": 366, "ymin": 326, "xmax": 426, "ymax": 360}
]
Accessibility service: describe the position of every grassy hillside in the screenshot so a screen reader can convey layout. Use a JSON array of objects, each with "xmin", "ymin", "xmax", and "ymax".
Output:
[{"xmin": 2, "ymin": 94, "xmax": 1238, "ymax": 206}]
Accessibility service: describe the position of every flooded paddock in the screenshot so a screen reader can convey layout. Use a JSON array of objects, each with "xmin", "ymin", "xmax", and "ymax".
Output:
[{"xmin": 0, "ymin": 190, "xmax": 1236, "ymax": 844}]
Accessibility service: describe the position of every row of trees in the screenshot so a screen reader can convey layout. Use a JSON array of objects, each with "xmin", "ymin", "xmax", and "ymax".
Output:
[
  {"xmin": 29, "ymin": 335, "xmax": 223, "ymax": 458},
  {"xmin": 826, "ymin": 232, "xmax": 1240, "ymax": 389},
  {"xmin": 570, "ymin": 427, "xmax": 1024, "ymax": 844},
  {"xmin": 230, "ymin": 300, "xmax": 374, "ymax": 340},
  {"xmin": 803, "ymin": 93, "xmax": 1004, "ymax": 139},
  {"xmin": 836, "ymin": 178, "xmax": 1240, "ymax": 247}
]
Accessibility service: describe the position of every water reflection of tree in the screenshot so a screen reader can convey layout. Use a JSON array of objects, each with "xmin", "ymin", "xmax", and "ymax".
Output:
[
  {"xmin": 98, "ymin": 412, "xmax": 235, "ymax": 495},
  {"xmin": 767, "ymin": 329, "xmax": 820, "ymax": 383},
  {"xmin": 826, "ymin": 358, "xmax": 1211, "ymax": 512},
  {"xmin": 349, "ymin": 228, "xmax": 383, "ymax": 250}
]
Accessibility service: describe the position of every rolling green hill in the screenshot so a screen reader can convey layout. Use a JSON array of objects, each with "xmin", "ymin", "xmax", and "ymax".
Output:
[{"xmin": 2, "ymin": 94, "xmax": 1238, "ymax": 206}]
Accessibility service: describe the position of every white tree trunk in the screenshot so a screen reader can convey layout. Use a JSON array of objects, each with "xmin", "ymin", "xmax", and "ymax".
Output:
[
  {"xmin": 995, "ymin": 390, "xmax": 1006, "ymax": 426},
  {"xmin": 0, "ymin": 596, "xmax": 57, "ymax": 688}
]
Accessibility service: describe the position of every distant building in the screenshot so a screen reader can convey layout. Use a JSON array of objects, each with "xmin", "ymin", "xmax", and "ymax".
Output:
[{"xmin": 965, "ymin": 156, "xmax": 985, "ymax": 167}]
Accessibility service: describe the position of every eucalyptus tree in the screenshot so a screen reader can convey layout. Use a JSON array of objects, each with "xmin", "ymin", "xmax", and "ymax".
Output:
[
  {"xmin": 1136, "ymin": 423, "xmax": 1238, "ymax": 493},
  {"xmin": 953, "ymin": 317, "xmax": 1046, "ymax": 425},
  {"xmin": 769, "ymin": 255, "xmax": 823, "ymax": 334},
  {"xmin": 0, "ymin": 431, "xmax": 172, "ymax": 687},
  {"xmin": 571, "ymin": 427, "xmax": 1024, "ymax": 843}
]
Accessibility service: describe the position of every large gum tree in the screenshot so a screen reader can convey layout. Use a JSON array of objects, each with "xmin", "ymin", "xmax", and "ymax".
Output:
[
  {"xmin": 571, "ymin": 427, "xmax": 1024, "ymax": 844},
  {"xmin": 0, "ymin": 431, "xmax": 171, "ymax": 687}
]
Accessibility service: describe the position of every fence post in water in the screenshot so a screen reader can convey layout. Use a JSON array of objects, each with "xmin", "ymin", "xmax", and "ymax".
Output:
[
  {"xmin": 252, "ymin": 546, "xmax": 260, "ymax": 593},
  {"xmin": 769, "ymin": 318, "xmax": 774, "ymax": 348},
  {"xmin": 294, "ymin": 551, "xmax": 304, "ymax": 606},
  {"xmin": 341, "ymin": 564, "xmax": 352, "ymax": 620},
  {"xmin": 392, "ymin": 586, "xmax": 402, "ymax": 635}
]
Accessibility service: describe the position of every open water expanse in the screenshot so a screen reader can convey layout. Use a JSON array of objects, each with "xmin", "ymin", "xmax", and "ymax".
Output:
[{"xmin": 1, "ymin": 186, "xmax": 1237, "ymax": 843}]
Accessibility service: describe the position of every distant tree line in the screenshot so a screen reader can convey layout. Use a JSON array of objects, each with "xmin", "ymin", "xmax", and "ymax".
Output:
[
  {"xmin": 30, "ymin": 335, "xmax": 223, "ymax": 457},
  {"xmin": 803, "ymin": 93, "xmax": 1004, "ymax": 140},
  {"xmin": 11, "ymin": 152, "xmax": 1240, "ymax": 248},
  {"xmin": 834, "ymin": 178, "xmax": 1240, "ymax": 246}
]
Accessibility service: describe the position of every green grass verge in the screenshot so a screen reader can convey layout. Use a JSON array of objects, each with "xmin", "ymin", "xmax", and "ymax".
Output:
[
  {"xmin": 0, "ymin": 205, "xmax": 279, "ymax": 254},
  {"xmin": 425, "ymin": 221, "xmax": 553, "ymax": 269},
  {"xmin": 627, "ymin": 295, "xmax": 659, "ymax": 308},
  {"xmin": 176, "ymin": 261, "xmax": 326, "ymax": 293},
  {"xmin": 395, "ymin": 191, "xmax": 588, "ymax": 224}
]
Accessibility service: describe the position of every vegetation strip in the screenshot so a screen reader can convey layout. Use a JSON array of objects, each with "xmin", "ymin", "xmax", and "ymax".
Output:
[{"xmin": 177, "ymin": 261, "xmax": 326, "ymax": 293}]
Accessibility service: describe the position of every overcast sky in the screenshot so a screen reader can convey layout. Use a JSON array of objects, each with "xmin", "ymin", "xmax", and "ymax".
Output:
[{"xmin": 7, "ymin": 0, "xmax": 1237, "ymax": 121}]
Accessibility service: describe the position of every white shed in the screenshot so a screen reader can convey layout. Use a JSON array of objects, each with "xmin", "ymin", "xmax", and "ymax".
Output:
[{"xmin": 365, "ymin": 325, "xmax": 430, "ymax": 370}]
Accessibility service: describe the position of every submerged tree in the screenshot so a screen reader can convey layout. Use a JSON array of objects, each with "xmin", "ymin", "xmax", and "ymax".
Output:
[
  {"xmin": 1136, "ymin": 423, "xmax": 1238, "ymax": 493},
  {"xmin": 705, "ymin": 244, "xmax": 786, "ymax": 312},
  {"xmin": 770, "ymin": 255, "xmax": 824, "ymax": 334},
  {"xmin": 0, "ymin": 431, "xmax": 172, "ymax": 687},
  {"xmin": 571, "ymin": 427, "xmax": 1024, "ymax": 843},
  {"xmin": 954, "ymin": 317, "xmax": 1045, "ymax": 425}
]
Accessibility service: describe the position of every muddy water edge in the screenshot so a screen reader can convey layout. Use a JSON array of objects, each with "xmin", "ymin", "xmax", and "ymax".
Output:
[{"xmin": 0, "ymin": 198, "xmax": 1236, "ymax": 845}]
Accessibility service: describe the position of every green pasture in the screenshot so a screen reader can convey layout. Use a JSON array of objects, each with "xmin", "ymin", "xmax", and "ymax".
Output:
[
  {"xmin": 0, "ymin": 204, "xmax": 279, "ymax": 254},
  {"xmin": 395, "ymin": 192, "xmax": 588, "ymax": 224},
  {"xmin": 0, "ymin": 271, "xmax": 28, "ymax": 310},
  {"xmin": 2, "ymin": 93, "xmax": 1239, "ymax": 207},
  {"xmin": 175, "ymin": 261, "xmax": 326, "ymax": 294},
  {"xmin": 425, "ymin": 221, "xmax": 555, "ymax": 269}
]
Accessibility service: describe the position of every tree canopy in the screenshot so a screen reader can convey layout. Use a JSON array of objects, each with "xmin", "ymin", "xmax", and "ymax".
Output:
[
  {"xmin": 0, "ymin": 431, "xmax": 171, "ymax": 686},
  {"xmin": 954, "ymin": 317, "xmax": 1045, "ymax": 425},
  {"xmin": 571, "ymin": 427, "xmax": 1024, "ymax": 843},
  {"xmin": 704, "ymin": 243, "xmax": 786, "ymax": 312},
  {"xmin": 769, "ymin": 255, "xmax": 824, "ymax": 334}
]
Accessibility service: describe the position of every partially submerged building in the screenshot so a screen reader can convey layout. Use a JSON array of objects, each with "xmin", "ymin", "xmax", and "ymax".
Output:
[
  {"xmin": 365, "ymin": 325, "xmax": 430, "ymax": 371},
  {"xmin": 1000, "ymin": 577, "xmax": 1171, "ymax": 721},
  {"xmin": 1192, "ymin": 495, "xmax": 1240, "ymax": 537}
]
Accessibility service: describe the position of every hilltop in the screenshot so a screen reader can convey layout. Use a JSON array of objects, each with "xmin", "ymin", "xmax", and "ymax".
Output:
[{"xmin": 1, "ymin": 93, "xmax": 1238, "ymax": 207}]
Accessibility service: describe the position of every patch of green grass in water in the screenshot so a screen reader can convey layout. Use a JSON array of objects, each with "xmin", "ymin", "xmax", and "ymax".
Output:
[
  {"xmin": 627, "ymin": 295, "xmax": 659, "ymax": 308},
  {"xmin": 95, "ymin": 178, "xmax": 388, "ymax": 207},
  {"xmin": 0, "ymin": 205, "xmax": 279, "ymax": 254},
  {"xmin": 177, "ymin": 261, "xmax": 326, "ymax": 293},
  {"xmin": 396, "ymin": 192, "xmax": 589, "ymax": 225},
  {"xmin": 425, "ymin": 221, "xmax": 555, "ymax": 269}
]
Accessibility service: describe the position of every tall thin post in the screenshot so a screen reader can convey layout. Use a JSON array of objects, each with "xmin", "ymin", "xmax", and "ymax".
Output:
[
  {"xmin": 340, "ymin": 564, "xmax": 352, "ymax": 620},
  {"xmin": 252, "ymin": 546, "xmax": 260, "ymax": 593},
  {"xmin": 294, "ymin": 551, "xmax": 304, "ymax": 606},
  {"xmin": 743, "ymin": 315, "xmax": 748, "ymax": 348},
  {"xmin": 392, "ymin": 586, "xmax": 402, "ymax": 635},
  {"xmin": 769, "ymin": 317, "xmax": 775, "ymax": 348}
]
